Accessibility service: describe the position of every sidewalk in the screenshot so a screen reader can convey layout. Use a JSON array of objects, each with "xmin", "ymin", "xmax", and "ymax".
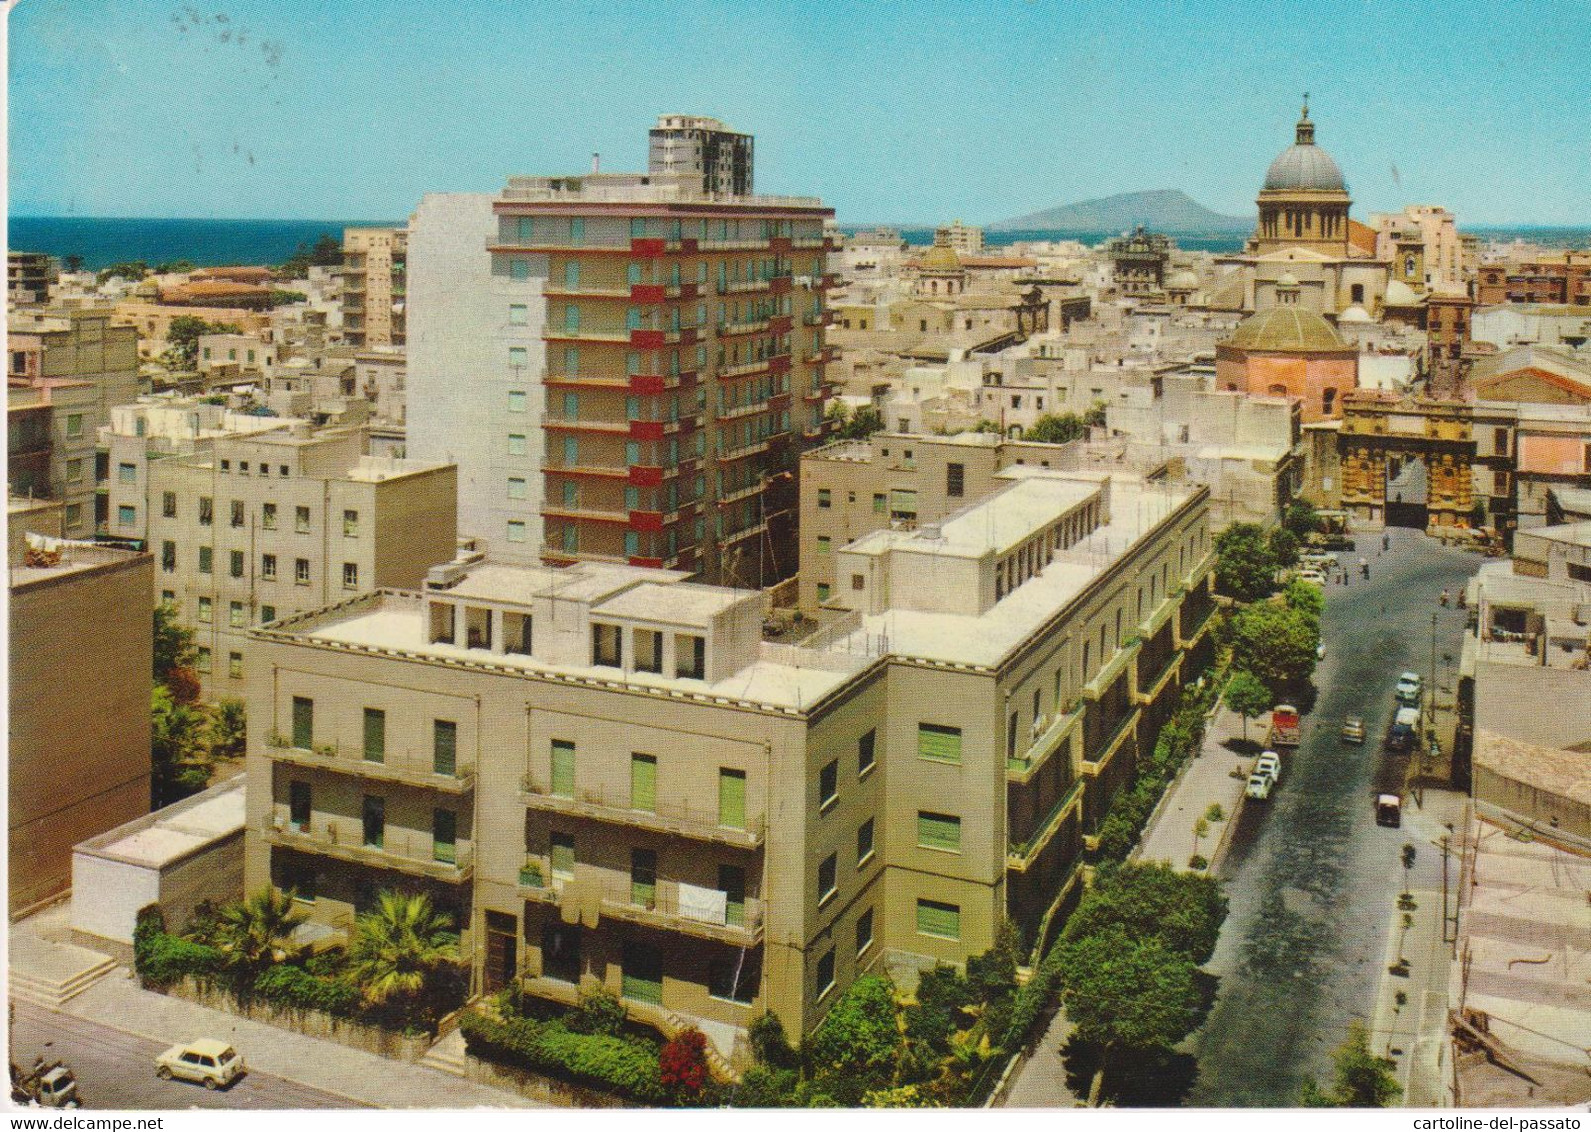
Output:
[
  {"xmin": 1000, "ymin": 1006, "xmax": 1081, "ymax": 1108},
  {"xmin": 9, "ymin": 907, "xmax": 537, "ymax": 1109},
  {"xmin": 1135, "ymin": 702, "xmax": 1255, "ymax": 873}
]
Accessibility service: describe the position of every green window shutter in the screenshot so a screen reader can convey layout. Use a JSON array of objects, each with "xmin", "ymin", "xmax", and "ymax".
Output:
[
  {"xmin": 917, "ymin": 812, "xmax": 962, "ymax": 852},
  {"xmin": 718, "ymin": 768, "xmax": 747, "ymax": 829},
  {"xmin": 433, "ymin": 809, "xmax": 456, "ymax": 864},
  {"xmin": 719, "ymin": 864, "xmax": 746, "ymax": 928},
  {"xmin": 550, "ymin": 833, "xmax": 575, "ymax": 879},
  {"xmin": 630, "ymin": 754, "xmax": 657, "ymax": 812},
  {"xmin": 363, "ymin": 709, "xmax": 385, "ymax": 763},
  {"xmin": 631, "ymin": 848, "xmax": 657, "ymax": 907},
  {"xmin": 621, "ymin": 940, "xmax": 663, "ymax": 1005},
  {"xmin": 918, "ymin": 723, "xmax": 962, "ymax": 764},
  {"xmin": 916, "ymin": 899, "xmax": 961, "ymax": 941},
  {"xmin": 433, "ymin": 720, "xmax": 457, "ymax": 775},
  {"xmin": 889, "ymin": 488, "xmax": 918, "ymax": 516},
  {"xmin": 551, "ymin": 741, "xmax": 575, "ymax": 797},
  {"xmin": 291, "ymin": 697, "xmax": 313, "ymax": 749}
]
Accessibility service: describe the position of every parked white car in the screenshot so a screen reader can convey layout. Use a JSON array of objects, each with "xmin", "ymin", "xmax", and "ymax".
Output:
[
  {"xmin": 155, "ymin": 1040, "xmax": 244, "ymax": 1090},
  {"xmin": 1245, "ymin": 772, "xmax": 1274, "ymax": 800},
  {"xmin": 1255, "ymin": 751, "xmax": 1282, "ymax": 785}
]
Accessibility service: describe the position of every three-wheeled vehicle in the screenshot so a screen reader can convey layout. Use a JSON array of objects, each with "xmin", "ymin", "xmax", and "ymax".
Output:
[{"xmin": 1375, "ymin": 793, "xmax": 1403, "ymax": 828}]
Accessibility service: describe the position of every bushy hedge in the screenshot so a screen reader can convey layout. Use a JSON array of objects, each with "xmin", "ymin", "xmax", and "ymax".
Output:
[
  {"xmin": 252, "ymin": 962, "xmax": 361, "ymax": 1017},
  {"xmin": 460, "ymin": 1009, "xmax": 666, "ymax": 1104},
  {"xmin": 1095, "ymin": 675, "xmax": 1218, "ymax": 862},
  {"xmin": 138, "ymin": 932, "xmax": 224, "ymax": 987}
]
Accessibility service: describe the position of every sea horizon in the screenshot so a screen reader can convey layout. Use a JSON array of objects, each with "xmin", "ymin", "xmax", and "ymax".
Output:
[{"xmin": 8, "ymin": 214, "xmax": 1590, "ymax": 270}]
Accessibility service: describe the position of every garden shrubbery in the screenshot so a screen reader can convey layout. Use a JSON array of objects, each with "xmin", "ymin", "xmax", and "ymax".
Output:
[{"xmin": 460, "ymin": 1008, "xmax": 667, "ymax": 1104}]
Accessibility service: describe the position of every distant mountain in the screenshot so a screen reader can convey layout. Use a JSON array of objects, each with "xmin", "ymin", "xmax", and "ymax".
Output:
[{"xmin": 989, "ymin": 190, "xmax": 1252, "ymax": 234}]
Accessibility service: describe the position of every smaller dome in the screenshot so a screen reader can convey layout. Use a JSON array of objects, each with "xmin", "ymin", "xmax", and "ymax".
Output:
[
  {"xmin": 1166, "ymin": 269, "xmax": 1200, "ymax": 290},
  {"xmin": 1338, "ymin": 304, "xmax": 1372, "ymax": 323},
  {"xmin": 1277, "ymin": 271, "xmax": 1300, "ymax": 288},
  {"xmin": 920, "ymin": 244, "xmax": 962, "ymax": 271},
  {"xmin": 1225, "ymin": 306, "xmax": 1348, "ymax": 352},
  {"xmin": 1384, "ymin": 279, "xmax": 1423, "ymax": 306}
]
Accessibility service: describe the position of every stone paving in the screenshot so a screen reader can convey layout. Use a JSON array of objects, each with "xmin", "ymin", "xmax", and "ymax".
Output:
[{"xmin": 1136, "ymin": 700, "xmax": 1259, "ymax": 874}]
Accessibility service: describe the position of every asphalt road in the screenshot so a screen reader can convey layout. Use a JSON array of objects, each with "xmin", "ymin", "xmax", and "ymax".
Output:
[
  {"xmin": 1188, "ymin": 527, "xmax": 1480, "ymax": 1106},
  {"xmin": 8, "ymin": 1000, "xmax": 365, "ymax": 1111}
]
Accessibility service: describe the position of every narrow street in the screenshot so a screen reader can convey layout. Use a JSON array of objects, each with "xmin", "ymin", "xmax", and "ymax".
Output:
[
  {"xmin": 1188, "ymin": 527, "xmax": 1480, "ymax": 1106},
  {"xmin": 9, "ymin": 1000, "xmax": 364, "ymax": 1110}
]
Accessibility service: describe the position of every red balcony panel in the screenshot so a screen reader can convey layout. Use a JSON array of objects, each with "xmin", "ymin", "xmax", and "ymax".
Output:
[
  {"xmin": 680, "ymin": 327, "xmax": 698, "ymax": 347},
  {"xmin": 680, "ymin": 238, "xmax": 699, "ymax": 255},
  {"xmin": 629, "ymin": 420, "xmax": 665, "ymax": 441},
  {"xmin": 630, "ymin": 374, "xmax": 666, "ymax": 395},
  {"xmin": 770, "ymin": 354, "xmax": 792, "ymax": 374},
  {"xmin": 629, "ymin": 465, "xmax": 663, "ymax": 487},
  {"xmin": 630, "ymin": 510, "xmax": 664, "ymax": 533},
  {"xmin": 631, "ymin": 237, "xmax": 666, "ymax": 258},
  {"xmin": 631, "ymin": 283, "xmax": 666, "ymax": 303},
  {"xmin": 769, "ymin": 391, "xmax": 793, "ymax": 409},
  {"xmin": 628, "ymin": 556, "xmax": 664, "ymax": 569},
  {"xmin": 630, "ymin": 328, "xmax": 665, "ymax": 349},
  {"xmin": 769, "ymin": 275, "xmax": 792, "ymax": 295},
  {"xmin": 679, "ymin": 281, "xmax": 700, "ymax": 300},
  {"xmin": 769, "ymin": 314, "xmax": 793, "ymax": 335}
]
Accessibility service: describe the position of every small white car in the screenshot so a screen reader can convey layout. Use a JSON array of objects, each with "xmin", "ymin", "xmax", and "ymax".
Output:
[
  {"xmin": 1245, "ymin": 772, "xmax": 1274, "ymax": 800},
  {"xmin": 1395, "ymin": 671, "xmax": 1423, "ymax": 706},
  {"xmin": 1255, "ymin": 751, "xmax": 1282, "ymax": 785},
  {"xmin": 1296, "ymin": 570, "xmax": 1327, "ymax": 587},
  {"xmin": 155, "ymin": 1040, "xmax": 244, "ymax": 1090}
]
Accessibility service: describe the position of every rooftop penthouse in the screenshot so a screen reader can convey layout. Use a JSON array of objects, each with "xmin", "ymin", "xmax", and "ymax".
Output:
[
  {"xmin": 260, "ymin": 469, "xmax": 1203, "ymax": 711},
  {"xmin": 498, "ymin": 171, "xmax": 822, "ymax": 211}
]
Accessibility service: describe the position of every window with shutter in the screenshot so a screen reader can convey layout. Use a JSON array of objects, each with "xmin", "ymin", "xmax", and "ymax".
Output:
[
  {"xmin": 550, "ymin": 832, "xmax": 575, "ymax": 880},
  {"xmin": 718, "ymin": 768, "xmax": 746, "ymax": 829},
  {"xmin": 630, "ymin": 848, "xmax": 657, "ymax": 907},
  {"xmin": 291, "ymin": 697, "xmax": 313, "ymax": 749},
  {"xmin": 551, "ymin": 740, "xmax": 575, "ymax": 797},
  {"xmin": 363, "ymin": 709, "xmax": 385, "ymax": 763},
  {"xmin": 916, "ymin": 899, "xmax": 961, "ymax": 940},
  {"xmin": 719, "ymin": 864, "xmax": 745, "ymax": 927},
  {"xmin": 433, "ymin": 720, "xmax": 457, "ymax": 775},
  {"xmin": 630, "ymin": 754, "xmax": 656, "ymax": 812},
  {"xmin": 433, "ymin": 809, "xmax": 457, "ymax": 864},
  {"xmin": 917, "ymin": 723, "xmax": 962, "ymax": 764},
  {"xmin": 917, "ymin": 811, "xmax": 962, "ymax": 852}
]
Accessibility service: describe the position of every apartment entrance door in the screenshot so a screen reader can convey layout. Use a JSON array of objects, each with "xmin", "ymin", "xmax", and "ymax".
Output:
[{"xmin": 483, "ymin": 911, "xmax": 517, "ymax": 993}]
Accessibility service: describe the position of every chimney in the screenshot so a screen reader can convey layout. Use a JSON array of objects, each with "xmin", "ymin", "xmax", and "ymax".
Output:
[{"xmin": 591, "ymin": 152, "xmax": 601, "ymax": 174}]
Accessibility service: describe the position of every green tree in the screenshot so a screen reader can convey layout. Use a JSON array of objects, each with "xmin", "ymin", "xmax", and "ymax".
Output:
[
  {"xmin": 1269, "ymin": 526, "xmax": 1301, "ymax": 570},
  {"xmin": 310, "ymin": 234, "xmax": 343, "ymax": 266},
  {"xmin": 1229, "ymin": 601, "xmax": 1319, "ymax": 696},
  {"xmin": 971, "ymin": 419, "xmax": 1002, "ymax": 434},
  {"xmin": 803, "ymin": 974, "xmax": 902, "ymax": 1098},
  {"xmin": 1062, "ymin": 862, "xmax": 1229, "ymax": 965},
  {"xmin": 153, "ymin": 603, "xmax": 196, "ymax": 684},
  {"xmin": 1283, "ymin": 577, "xmax": 1325, "ymax": 622},
  {"xmin": 97, "ymin": 260, "xmax": 149, "ymax": 284},
  {"xmin": 62, "ymin": 254, "xmax": 84, "ymax": 274},
  {"xmin": 1223, "ymin": 670, "xmax": 1273, "ymax": 742},
  {"xmin": 155, "ymin": 260, "xmax": 196, "ymax": 274},
  {"xmin": 1056, "ymin": 926, "xmax": 1201, "ymax": 1102},
  {"xmin": 1082, "ymin": 402, "xmax": 1108, "ymax": 428},
  {"xmin": 268, "ymin": 288, "xmax": 309, "ymax": 308},
  {"xmin": 164, "ymin": 316, "xmax": 243, "ymax": 369},
  {"xmin": 209, "ymin": 697, "xmax": 247, "ymax": 758},
  {"xmin": 840, "ymin": 405, "xmax": 885, "ymax": 440},
  {"xmin": 1283, "ymin": 499, "xmax": 1319, "ymax": 538},
  {"xmin": 214, "ymin": 887, "xmax": 306, "ymax": 972},
  {"xmin": 346, "ymin": 890, "xmax": 461, "ymax": 1006},
  {"xmin": 1300, "ymin": 1021, "xmax": 1401, "ymax": 1107},
  {"xmin": 1024, "ymin": 412, "xmax": 1086, "ymax": 445},
  {"xmin": 1214, "ymin": 523, "xmax": 1276, "ymax": 602},
  {"xmin": 151, "ymin": 684, "xmax": 208, "ymax": 804}
]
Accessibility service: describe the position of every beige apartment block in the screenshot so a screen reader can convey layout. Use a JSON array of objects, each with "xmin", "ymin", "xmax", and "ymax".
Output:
[
  {"xmin": 9, "ymin": 536, "xmax": 153, "ymax": 914},
  {"xmin": 112, "ymin": 300, "xmax": 270, "ymax": 361},
  {"xmin": 797, "ymin": 431, "xmax": 1082, "ymax": 609},
  {"xmin": 240, "ymin": 467, "xmax": 1215, "ymax": 1052},
  {"xmin": 146, "ymin": 425, "xmax": 456, "ymax": 698},
  {"xmin": 340, "ymin": 227, "xmax": 407, "ymax": 348},
  {"xmin": 7, "ymin": 379, "xmax": 101, "ymax": 539}
]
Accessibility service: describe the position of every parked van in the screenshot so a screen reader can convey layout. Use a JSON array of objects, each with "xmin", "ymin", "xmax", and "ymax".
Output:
[{"xmin": 1386, "ymin": 706, "xmax": 1420, "ymax": 751}]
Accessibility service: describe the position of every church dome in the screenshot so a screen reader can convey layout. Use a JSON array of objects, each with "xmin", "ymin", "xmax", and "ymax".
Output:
[
  {"xmin": 1263, "ymin": 103, "xmax": 1347, "ymax": 192},
  {"xmin": 1338, "ymin": 304, "xmax": 1372, "ymax": 323},
  {"xmin": 920, "ymin": 243, "xmax": 962, "ymax": 271},
  {"xmin": 1225, "ymin": 306, "xmax": 1347, "ymax": 352}
]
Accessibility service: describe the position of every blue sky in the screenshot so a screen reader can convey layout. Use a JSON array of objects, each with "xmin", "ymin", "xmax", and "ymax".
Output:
[{"xmin": 8, "ymin": 0, "xmax": 1590, "ymax": 225}]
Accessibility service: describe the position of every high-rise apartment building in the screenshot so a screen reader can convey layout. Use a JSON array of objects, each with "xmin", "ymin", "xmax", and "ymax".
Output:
[
  {"xmin": 241, "ymin": 467, "xmax": 1215, "ymax": 1044},
  {"xmin": 648, "ymin": 115, "xmax": 754, "ymax": 196},
  {"xmin": 144, "ymin": 425, "xmax": 457, "ymax": 697},
  {"xmin": 8, "ymin": 251, "xmax": 54, "ymax": 307},
  {"xmin": 340, "ymin": 227, "xmax": 407, "ymax": 348},
  {"xmin": 408, "ymin": 156, "xmax": 835, "ymax": 587}
]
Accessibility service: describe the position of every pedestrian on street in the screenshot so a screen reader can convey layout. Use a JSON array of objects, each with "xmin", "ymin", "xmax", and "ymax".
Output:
[{"xmin": 1383, "ymin": 533, "xmax": 1390, "ymax": 552}]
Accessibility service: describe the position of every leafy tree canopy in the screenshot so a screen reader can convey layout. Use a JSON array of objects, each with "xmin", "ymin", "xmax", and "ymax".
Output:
[
  {"xmin": 1229, "ymin": 601, "xmax": 1319, "ymax": 696},
  {"xmin": 1063, "ymin": 862, "xmax": 1229, "ymax": 966},
  {"xmin": 1024, "ymin": 412, "xmax": 1087, "ymax": 445},
  {"xmin": 1223, "ymin": 669, "xmax": 1273, "ymax": 726},
  {"xmin": 1214, "ymin": 523, "xmax": 1276, "ymax": 603},
  {"xmin": 1056, "ymin": 926, "xmax": 1202, "ymax": 1052},
  {"xmin": 1300, "ymin": 1021, "xmax": 1401, "ymax": 1107}
]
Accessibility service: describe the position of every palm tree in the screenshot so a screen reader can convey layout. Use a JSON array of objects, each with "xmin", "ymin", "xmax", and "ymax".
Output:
[
  {"xmin": 215, "ymin": 887, "xmax": 306, "ymax": 970},
  {"xmin": 346, "ymin": 890, "xmax": 461, "ymax": 1007}
]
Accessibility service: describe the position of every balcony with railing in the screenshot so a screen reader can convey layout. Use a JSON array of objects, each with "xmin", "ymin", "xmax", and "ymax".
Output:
[
  {"xmin": 263, "ymin": 738, "xmax": 475, "ymax": 795},
  {"xmin": 1007, "ymin": 779, "xmax": 1084, "ymax": 872},
  {"xmin": 519, "ymin": 778, "xmax": 764, "ymax": 849},
  {"xmin": 262, "ymin": 812, "xmax": 473, "ymax": 884},
  {"xmin": 516, "ymin": 862, "xmax": 764, "ymax": 946},
  {"xmin": 1008, "ymin": 700, "xmax": 1083, "ymax": 778},
  {"xmin": 717, "ymin": 355, "xmax": 783, "ymax": 381},
  {"xmin": 716, "ymin": 317, "xmax": 772, "ymax": 339}
]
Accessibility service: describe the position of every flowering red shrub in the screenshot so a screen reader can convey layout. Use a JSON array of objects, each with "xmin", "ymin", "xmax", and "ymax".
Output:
[{"xmin": 658, "ymin": 1027, "xmax": 708, "ymax": 1098}]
